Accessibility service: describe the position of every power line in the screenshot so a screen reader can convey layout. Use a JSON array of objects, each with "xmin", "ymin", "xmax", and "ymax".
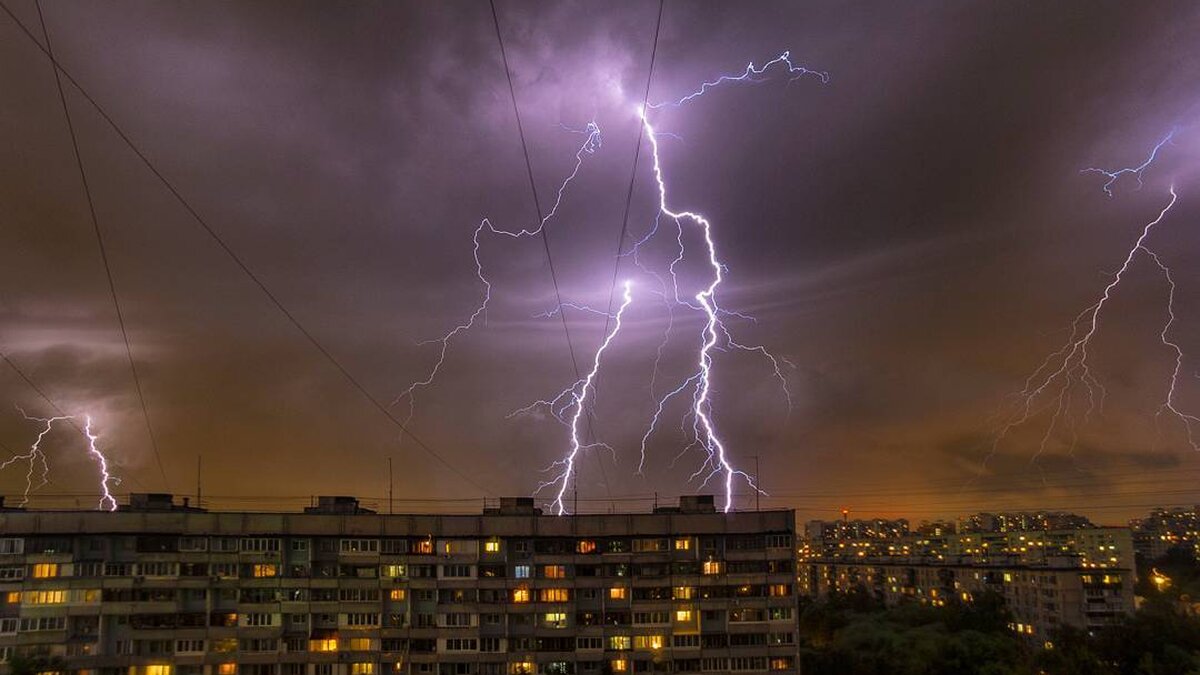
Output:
[
  {"xmin": 33, "ymin": 0, "xmax": 169, "ymax": 492},
  {"xmin": 602, "ymin": 0, "xmax": 664, "ymax": 335},
  {"xmin": 487, "ymin": 0, "xmax": 613, "ymax": 503},
  {"xmin": 0, "ymin": 1, "xmax": 491, "ymax": 497}
]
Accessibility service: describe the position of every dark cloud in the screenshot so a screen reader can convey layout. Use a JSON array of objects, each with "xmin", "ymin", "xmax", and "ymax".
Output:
[{"xmin": 3, "ymin": 0, "xmax": 1200, "ymax": 521}]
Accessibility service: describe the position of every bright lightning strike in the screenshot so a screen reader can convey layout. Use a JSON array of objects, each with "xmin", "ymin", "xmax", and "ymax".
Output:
[
  {"xmin": 393, "ymin": 122, "xmax": 602, "ymax": 431},
  {"xmin": 1081, "ymin": 129, "xmax": 1175, "ymax": 197},
  {"xmin": 401, "ymin": 51, "xmax": 821, "ymax": 513},
  {"xmin": 536, "ymin": 281, "xmax": 635, "ymax": 515},
  {"xmin": 630, "ymin": 52, "xmax": 823, "ymax": 511},
  {"xmin": 991, "ymin": 131, "xmax": 1198, "ymax": 468},
  {"xmin": 0, "ymin": 408, "xmax": 119, "ymax": 510}
]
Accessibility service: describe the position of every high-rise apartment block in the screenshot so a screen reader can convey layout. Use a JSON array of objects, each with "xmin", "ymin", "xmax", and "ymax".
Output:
[{"xmin": 0, "ymin": 494, "xmax": 798, "ymax": 675}]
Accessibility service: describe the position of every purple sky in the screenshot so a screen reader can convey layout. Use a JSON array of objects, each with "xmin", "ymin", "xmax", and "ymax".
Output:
[{"xmin": 3, "ymin": 0, "xmax": 1200, "ymax": 522}]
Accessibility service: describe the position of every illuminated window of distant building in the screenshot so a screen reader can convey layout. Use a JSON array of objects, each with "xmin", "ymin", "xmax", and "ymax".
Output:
[
  {"xmin": 310, "ymin": 638, "xmax": 338, "ymax": 652},
  {"xmin": 543, "ymin": 565, "xmax": 567, "ymax": 579},
  {"xmin": 211, "ymin": 639, "xmax": 238, "ymax": 653},
  {"xmin": 512, "ymin": 587, "xmax": 530, "ymax": 604},
  {"xmin": 4, "ymin": 592, "xmax": 20, "ymax": 604},
  {"xmin": 576, "ymin": 540, "xmax": 596, "ymax": 554},
  {"xmin": 540, "ymin": 588, "xmax": 569, "ymax": 603},
  {"xmin": 633, "ymin": 635, "xmax": 664, "ymax": 650},
  {"xmin": 674, "ymin": 538, "xmax": 691, "ymax": 551},
  {"xmin": 768, "ymin": 584, "xmax": 790, "ymax": 597},
  {"xmin": 543, "ymin": 612, "xmax": 567, "ymax": 628},
  {"xmin": 217, "ymin": 665, "xmax": 236, "ymax": 675},
  {"xmin": 702, "ymin": 561, "xmax": 724, "ymax": 575},
  {"xmin": 143, "ymin": 666, "xmax": 171, "ymax": 675},
  {"xmin": 508, "ymin": 663, "xmax": 534, "ymax": 675},
  {"xmin": 389, "ymin": 589, "xmax": 407, "ymax": 601},
  {"xmin": 347, "ymin": 638, "xmax": 372, "ymax": 651},
  {"xmin": 413, "ymin": 539, "xmax": 434, "ymax": 555},
  {"xmin": 27, "ymin": 590, "xmax": 65, "ymax": 605},
  {"xmin": 350, "ymin": 665, "xmax": 373, "ymax": 675},
  {"xmin": 769, "ymin": 657, "xmax": 793, "ymax": 671},
  {"xmin": 609, "ymin": 587, "xmax": 627, "ymax": 600},
  {"xmin": 252, "ymin": 564, "xmax": 277, "ymax": 578},
  {"xmin": 673, "ymin": 586, "xmax": 695, "ymax": 600},
  {"xmin": 608, "ymin": 636, "xmax": 631, "ymax": 651},
  {"xmin": 514, "ymin": 565, "xmax": 531, "ymax": 579},
  {"xmin": 32, "ymin": 564, "xmax": 58, "ymax": 579},
  {"xmin": 674, "ymin": 608, "xmax": 693, "ymax": 623},
  {"xmin": 381, "ymin": 564, "xmax": 406, "ymax": 579},
  {"xmin": 610, "ymin": 659, "xmax": 628, "ymax": 673},
  {"xmin": 484, "ymin": 540, "xmax": 501, "ymax": 553}
]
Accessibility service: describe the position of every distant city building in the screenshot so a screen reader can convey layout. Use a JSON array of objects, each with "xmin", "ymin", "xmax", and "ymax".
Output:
[
  {"xmin": 0, "ymin": 494, "xmax": 800, "ymax": 675},
  {"xmin": 798, "ymin": 510, "xmax": 1135, "ymax": 640},
  {"xmin": 1129, "ymin": 505, "xmax": 1200, "ymax": 561},
  {"xmin": 800, "ymin": 558, "xmax": 1133, "ymax": 640},
  {"xmin": 957, "ymin": 511, "xmax": 1095, "ymax": 534}
]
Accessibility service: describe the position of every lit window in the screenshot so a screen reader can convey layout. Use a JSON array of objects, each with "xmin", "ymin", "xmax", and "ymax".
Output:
[
  {"xmin": 512, "ymin": 587, "xmax": 530, "ymax": 604},
  {"xmin": 514, "ymin": 565, "xmax": 531, "ymax": 579},
  {"xmin": 414, "ymin": 539, "xmax": 433, "ymax": 555},
  {"xmin": 702, "ymin": 560, "xmax": 724, "ymax": 575},
  {"xmin": 32, "ymin": 564, "xmax": 58, "ymax": 579},
  {"xmin": 143, "ymin": 667, "xmax": 171, "ymax": 675},
  {"xmin": 350, "ymin": 664, "xmax": 374, "ymax": 675},
  {"xmin": 543, "ymin": 612, "xmax": 568, "ymax": 628},
  {"xmin": 610, "ymin": 659, "xmax": 628, "ymax": 673},
  {"xmin": 674, "ymin": 538, "xmax": 691, "ymax": 551},
  {"xmin": 768, "ymin": 584, "xmax": 790, "ymax": 597},
  {"xmin": 381, "ymin": 564, "xmax": 406, "ymax": 578},
  {"xmin": 26, "ymin": 590, "xmax": 65, "ymax": 605},
  {"xmin": 673, "ymin": 586, "xmax": 695, "ymax": 600},
  {"xmin": 310, "ymin": 638, "xmax": 338, "ymax": 652},
  {"xmin": 633, "ymin": 635, "xmax": 664, "ymax": 650},
  {"xmin": 252, "ymin": 564, "xmax": 277, "ymax": 578},
  {"xmin": 608, "ymin": 636, "xmax": 631, "ymax": 650},
  {"xmin": 609, "ymin": 587, "xmax": 628, "ymax": 600},
  {"xmin": 576, "ymin": 540, "xmax": 596, "ymax": 554},
  {"xmin": 543, "ymin": 565, "xmax": 567, "ymax": 579},
  {"xmin": 770, "ymin": 657, "xmax": 793, "ymax": 671},
  {"xmin": 218, "ymin": 665, "xmax": 236, "ymax": 675},
  {"xmin": 540, "ymin": 588, "xmax": 570, "ymax": 603},
  {"xmin": 5, "ymin": 592, "xmax": 19, "ymax": 604},
  {"xmin": 389, "ymin": 589, "xmax": 407, "ymax": 601},
  {"xmin": 484, "ymin": 540, "xmax": 501, "ymax": 553},
  {"xmin": 675, "ymin": 609, "xmax": 693, "ymax": 623},
  {"xmin": 347, "ymin": 638, "xmax": 372, "ymax": 651},
  {"xmin": 508, "ymin": 663, "xmax": 534, "ymax": 675}
]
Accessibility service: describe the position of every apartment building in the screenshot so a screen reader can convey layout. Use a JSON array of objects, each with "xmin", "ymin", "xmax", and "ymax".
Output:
[
  {"xmin": 799, "ymin": 557, "xmax": 1133, "ymax": 641},
  {"xmin": 0, "ymin": 494, "xmax": 798, "ymax": 675}
]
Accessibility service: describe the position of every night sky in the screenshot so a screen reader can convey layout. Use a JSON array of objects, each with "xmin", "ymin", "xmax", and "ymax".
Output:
[{"xmin": 3, "ymin": 0, "xmax": 1200, "ymax": 522}]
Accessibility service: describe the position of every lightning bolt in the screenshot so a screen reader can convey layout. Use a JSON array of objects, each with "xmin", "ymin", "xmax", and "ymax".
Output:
[
  {"xmin": 1, "ymin": 408, "xmax": 118, "ymax": 510},
  {"xmin": 630, "ymin": 52, "xmax": 823, "ymax": 511},
  {"xmin": 646, "ymin": 50, "xmax": 829, "ymax": 110},
  {"xmin": 1081, "ymin": 130, "xmax": 1175, "ymax": 197},
  {"xmin": 401, "ymin": 51, "xmax": 821, "ymax": 513},
  {"xmin": 536, "ymin": 281, "xmax": 635, "ymax": 515},
  {"xmin": 991, "ymin": 130, "xmax": 1198, "ymax": 470},
  {"xmin": 392, "ymin": 122, "xmax": 602, "ymax": 431},
  {"xmin": 83, "ymin": 415, "xmax": 119, "ymax": 511}
]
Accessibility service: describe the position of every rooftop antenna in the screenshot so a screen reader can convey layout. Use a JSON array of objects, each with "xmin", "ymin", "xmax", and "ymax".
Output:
[{"xmin": 753, "ymin": 455, "xmax": 761, "ymax": 512}]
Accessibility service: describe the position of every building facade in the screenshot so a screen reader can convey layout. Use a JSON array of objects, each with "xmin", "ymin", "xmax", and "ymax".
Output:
[
  {"xmin": 0, "ymin": 495, "xmax": 798, "ymax": 675},
  {"xmin": 799, "ymin": 557, "xmax": 1133, "ymax": 641}
]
